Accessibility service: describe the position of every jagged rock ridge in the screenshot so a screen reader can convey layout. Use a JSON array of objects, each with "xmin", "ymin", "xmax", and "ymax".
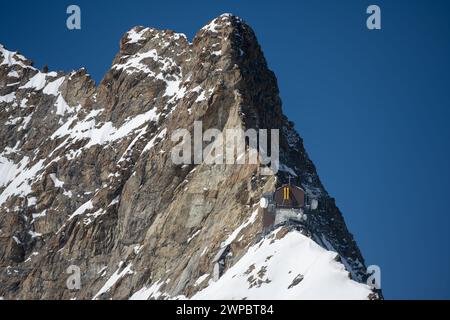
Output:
[{"xmin": 0, "ymin": 14, "xmax": 375, "ymax": 299}]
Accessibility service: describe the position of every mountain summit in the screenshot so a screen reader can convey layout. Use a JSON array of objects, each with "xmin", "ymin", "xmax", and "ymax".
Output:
[{"xmin": 0, "ymin": 14, "xmax": 377, "ymax": 299}]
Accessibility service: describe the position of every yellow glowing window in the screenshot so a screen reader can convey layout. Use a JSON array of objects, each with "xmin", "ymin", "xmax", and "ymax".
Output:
[{"xmin": 283, "ymin": 187, "xmax": 290, "ymax": 200}]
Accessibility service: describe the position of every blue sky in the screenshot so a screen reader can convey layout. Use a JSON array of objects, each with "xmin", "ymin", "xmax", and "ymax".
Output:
[{"xmin": 1, "ymin": 0, "xmax": 450, "ymax": 299}]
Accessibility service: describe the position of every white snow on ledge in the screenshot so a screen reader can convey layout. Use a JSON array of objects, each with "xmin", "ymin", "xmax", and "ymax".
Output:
[
  {"xmin": 126, "ymin": 27, "xmax": 150, "ymax": 44},
  {"xmin": 129, "ymin": 281, "xmax": 165, "ymax": 300},
  {"xmin": 221, "ymin": 209, "xmax": 258, "ymax": 248},
  {"xmin": 0, "ymin": 158, "xmax": 44, "ymax": 206},
  {"xmin": 19, "ymin": 72, "xmax": 47, "ymax": 90},
  {"xmin": 43, "ymin": 77, "xmax": 65, "ymax": 96},
  {"xmin": 0, "ymin": 44, "xmax": 33, "ymax": 69},
  {"xmin": 192, "ymin": 228, "xmax": 372, "ymax": 300},
  {"xmin": 201, "ymin": 14, "xmax": 234, "ymax": 33},
  {"xmin": 51, "ymin": 107, "xmax": 159, "ymax": 152},
  {"xmin": 68, "ymin": 200, "xmax": 93, "ymax": 220},
  {"xmin": 93, "ymin": 262, "xmax": 134, "ymax": 300},
  {"xmin": 0, "ymin": 92, "xmax": 16, "ymax": 103}
]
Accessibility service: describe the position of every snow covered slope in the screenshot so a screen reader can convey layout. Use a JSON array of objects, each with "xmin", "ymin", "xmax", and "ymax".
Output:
[{"xmin": 193, "ymin": 228, "xmax": 372, "ymax": 300}]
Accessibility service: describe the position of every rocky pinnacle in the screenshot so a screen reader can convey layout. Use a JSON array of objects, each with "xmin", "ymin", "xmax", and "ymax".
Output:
[{"xmin": 0, "ymin": 14, "xmax": 373, "ymax": 299}]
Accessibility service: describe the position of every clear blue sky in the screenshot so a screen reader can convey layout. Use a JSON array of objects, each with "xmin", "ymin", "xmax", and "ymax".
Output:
[{"xmin": 1, "ymin": 0, "xmax": 449, "ymax": 299}]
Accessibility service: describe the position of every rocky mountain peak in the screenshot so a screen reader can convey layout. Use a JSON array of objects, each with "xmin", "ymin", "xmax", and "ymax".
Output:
[{"xmin": 0, "ymin": 14, "xmax": 378, "ymax": 300}]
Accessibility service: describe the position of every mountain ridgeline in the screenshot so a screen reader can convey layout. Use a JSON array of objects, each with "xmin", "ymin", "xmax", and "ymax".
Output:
[{"xmin": 0, "ymin": 14, "xmax": 378, "ymax": 299}]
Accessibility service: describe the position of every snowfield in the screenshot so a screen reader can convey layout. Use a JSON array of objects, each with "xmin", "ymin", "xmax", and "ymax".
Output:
[
  {"xmin": 192, "ymin": 228, "xmax": 372, "ymax": 300},
  {"xmin": 128, "ymin": 228, "xmax": 373, "ymax": 300}
]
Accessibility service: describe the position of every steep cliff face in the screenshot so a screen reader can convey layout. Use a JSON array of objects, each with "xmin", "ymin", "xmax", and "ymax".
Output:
[{"xmin": 0, "ymin": 14, "xmax": 374, "ymax": 299}]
